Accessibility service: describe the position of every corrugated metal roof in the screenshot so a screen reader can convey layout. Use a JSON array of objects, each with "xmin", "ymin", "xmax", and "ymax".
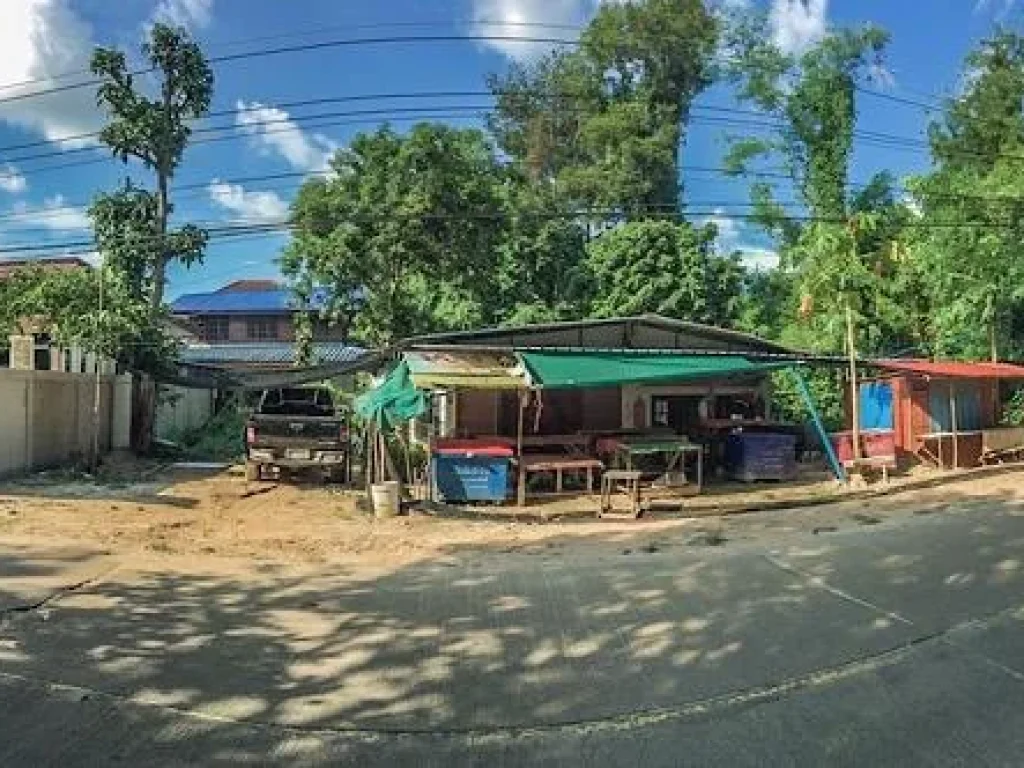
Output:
[
  {"xmin": 404, "ymin": 314, "xmax": 797, "ymax": 357},
  {"xmin": 170, "ymin": 287, "xmax": 329, "ymax": 314},
  {"xmin": 406, "ymin": 350, "xmax": 525, "ymax": 389},
  {"xmin": 875, "ymin": 359, "xmax": 1024, "ymax": 379},
  {"xmin": 178, "ymin": 341, "xmax": 365, "ymax": 366}
]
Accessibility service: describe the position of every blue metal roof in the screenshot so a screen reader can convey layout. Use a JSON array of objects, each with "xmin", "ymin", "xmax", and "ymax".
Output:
[
  {"xmin": 179, "ymin": 341, "xmax": 365, "ymax": 366},
  {"xmin": 170, "ymin": 288, "xmax": 329, "ymax": 315}
]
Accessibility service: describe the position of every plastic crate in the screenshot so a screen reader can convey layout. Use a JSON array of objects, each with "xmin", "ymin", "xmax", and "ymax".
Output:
[
  {"xmin": 432, "ymin": 454, "xmax": 511, "ymax": 502},
  {"xmin": 725, "ymin": 432, "xmax": 797, "ymax": 482}
]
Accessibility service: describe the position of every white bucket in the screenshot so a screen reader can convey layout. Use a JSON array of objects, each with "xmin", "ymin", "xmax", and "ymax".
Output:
[{"xmin": 370, "ymin": 481, "xmax": 401, "ymax": 518}]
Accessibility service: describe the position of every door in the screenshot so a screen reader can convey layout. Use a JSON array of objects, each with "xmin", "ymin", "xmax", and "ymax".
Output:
[
  {"xmin": 859, "ymin": 381, "xmax": 894, "ymax": 431},
  {"xmin": 650, "ymin": 396, "xmax": 702, "ymax": 434}
]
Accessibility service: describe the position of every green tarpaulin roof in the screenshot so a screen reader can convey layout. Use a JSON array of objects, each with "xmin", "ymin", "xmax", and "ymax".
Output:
[
  {"xmin": 520, "ymin": 351, "xmax": 791, "ymax": 389},
  {"xmin": 354, "ymin": 361, "xmax": 427, "ymax": 427}
]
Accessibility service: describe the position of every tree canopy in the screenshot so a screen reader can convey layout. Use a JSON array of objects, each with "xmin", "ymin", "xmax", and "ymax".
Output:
[{"xmin": 282, "ymin": 124, "xmax": 508, "ymax": 346}]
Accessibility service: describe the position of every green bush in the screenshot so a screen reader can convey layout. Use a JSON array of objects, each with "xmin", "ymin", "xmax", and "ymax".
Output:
[
  {"xmin": 1002, "ymin": 388, "xmax": 1024, "ymax": 427},
  {"xmin": 171, "ymin": 402, "xmax": 246, "ymax": 462}
]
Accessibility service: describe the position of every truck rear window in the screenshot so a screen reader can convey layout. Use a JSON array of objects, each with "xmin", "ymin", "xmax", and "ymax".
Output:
[{"xmin": 261, "ymin": 388, "xmax": 334, "ymax": 416}]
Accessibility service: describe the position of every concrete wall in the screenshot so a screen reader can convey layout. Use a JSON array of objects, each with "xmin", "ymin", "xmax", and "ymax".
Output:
[
  {"xmin": 156, "ymin": 386, "xmax": 216, "ymax": 440},
  {"xmin": 0, "ymin": 369, "xmax": 130, "ymax": 477}
]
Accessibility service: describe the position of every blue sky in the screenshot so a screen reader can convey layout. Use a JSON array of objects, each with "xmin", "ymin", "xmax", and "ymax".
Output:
[{"xmin": 0, "ymin": 0, "xmax": 1019, "ymax": 298}]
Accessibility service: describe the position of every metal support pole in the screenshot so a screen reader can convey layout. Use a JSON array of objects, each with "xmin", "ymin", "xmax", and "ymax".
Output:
[
  {"xmin": 790, "ymin": 368, "xmax": 847, "ymax": 483},
  {"xmin": 949, "ymin": 381, "xmax": 959, "ymax": 470}
]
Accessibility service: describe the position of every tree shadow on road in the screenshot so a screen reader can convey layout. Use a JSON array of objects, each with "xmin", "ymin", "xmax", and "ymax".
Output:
[{"xmin": 1, "ymin": 490, "xmax": 1024, "ymax": 764}]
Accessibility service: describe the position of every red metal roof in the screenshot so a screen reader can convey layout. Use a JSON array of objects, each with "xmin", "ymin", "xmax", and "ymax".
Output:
[
  {"xmin": 874, "ymin": 359, "xmax": 1024, "ymax": 379},
  {"xmin": 0, "ymin": 256, "xmax": 92, "ymax": 280},
  {"xmin": 216, "ymin": 279, "xmax": 282, "ymax": 293}
]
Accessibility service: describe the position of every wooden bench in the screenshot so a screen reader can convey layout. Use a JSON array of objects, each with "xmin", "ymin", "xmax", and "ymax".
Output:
[
  {"xmin": 516, "ymin": 454, "xmax": 604, "ymax": 506},
  {"xmin": 600, "ymin": 470, "xmax": 644, "ymax": 518},
  {"xmin": 847, "ymin": 456, "xmax": 895, "ymax": 483}
]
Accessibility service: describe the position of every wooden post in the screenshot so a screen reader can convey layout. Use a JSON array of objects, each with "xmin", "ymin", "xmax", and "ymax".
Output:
[
  {"xmin": 91, "ymin": 262, "xmax": 104, "ymax": 473},
  {"xmin": 846, "ymin": 303, "xmax": 862, "ymax": 461},
  {"xmin": 949, "ymin": 381, "xmax": 959, "ymax": 470}
]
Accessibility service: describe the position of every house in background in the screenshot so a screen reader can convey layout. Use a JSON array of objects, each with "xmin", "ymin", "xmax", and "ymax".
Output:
[
  {"xmin": 170, "ymin": 280, "xmax": 360, "ymax": 370},
  {"xmin": 0, "ymin": 256, "xmax": 100, "ymax": 372}
]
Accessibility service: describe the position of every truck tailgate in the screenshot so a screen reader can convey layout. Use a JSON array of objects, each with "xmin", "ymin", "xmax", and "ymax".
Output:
[{"xmin": 250, "ymin": 415, "xmax": 345, "ymax": 445}]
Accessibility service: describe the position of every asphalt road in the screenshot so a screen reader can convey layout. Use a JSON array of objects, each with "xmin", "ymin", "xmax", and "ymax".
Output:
[{"xmin": 2, "ymin": 497, "xmax": 1024, "ymax": 766}]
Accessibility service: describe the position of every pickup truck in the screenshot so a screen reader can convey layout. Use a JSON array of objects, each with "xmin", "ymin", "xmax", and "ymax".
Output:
[{"xmin": 244, "ymin": 386, "xmax": 350, "ymax": 483}]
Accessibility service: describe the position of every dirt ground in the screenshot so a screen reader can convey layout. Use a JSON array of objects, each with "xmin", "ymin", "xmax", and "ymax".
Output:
[{"xmin": 0, "ymin": 460, "xmax": 1022, "ymax": 569}]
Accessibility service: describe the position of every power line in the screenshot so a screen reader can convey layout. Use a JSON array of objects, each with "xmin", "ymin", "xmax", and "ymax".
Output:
[
  {"xmin": 0, "ymin": 33, "xmax": 580, "ymax": 111},
  {"xmin": 0, "ymin": 20, "xmax": 584, "ymax": 97},
  {"xmin": 9, "ymin": 203, "xmax": 1024, "ymax": 260}
]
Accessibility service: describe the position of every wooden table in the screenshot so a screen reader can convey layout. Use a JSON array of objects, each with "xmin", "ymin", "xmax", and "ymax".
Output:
[
  {"xmin": 606, "ymin": 437, "xmax": 703, "ymax": 493},
  {"xmin": 516, "ymin": 453, "xmax": 604, "ymax": 505},
  {"xmin": 519, "ymin": 434, "xmax": 591, "ymax": 455}
]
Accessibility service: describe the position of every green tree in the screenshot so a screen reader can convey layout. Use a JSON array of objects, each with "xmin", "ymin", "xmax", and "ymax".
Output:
[
  {"xmin": 725, "ymin": 20, "xmax": 889, "ymax": 230},
  {"xmin": 0, "ymin": 265, "xmax": 151, "ymax": 364},
  {"xmin": 89, "ymin": 23, "xmax": 214, "ymax": 451},
  {"xmin": 282, "ymin": 124, "xmax": 508, "ymax": 346},
  {"xmin": 723, "ymin": 16, "xmax": 922, "ymax": 359},
  {"xmin": 91, "ymin": 23, "xmax": 213, "ymax": 312},
  {"xmin": 908, "ymin": 31, "xmax": 1024, "ymax": 361},
  {"xmin": 584, "ymin": 219, "xmax": 744, "ymax": 325},
  {"xmin": 89, "ymin": 182, "xmax": 205, "ymax": 373},
  {"xmin": 489, "ymin": 0, "xmax": 718, "ymax": 215},
  {"xmin": 493, "ymin": 177, "xmax": 590, "ymax": 325}
]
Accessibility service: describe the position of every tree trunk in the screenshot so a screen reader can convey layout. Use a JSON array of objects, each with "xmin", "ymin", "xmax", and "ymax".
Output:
[
  {"xmin": 130, "ymin": 373, "xmax": 157, "ymax": 454},
  {"xmin": 151, "ymin": 168, "xmax": 170, "ymax": 312}
]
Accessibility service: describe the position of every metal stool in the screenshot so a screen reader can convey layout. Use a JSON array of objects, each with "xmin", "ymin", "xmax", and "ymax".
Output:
[{"xmin": 600, "ymin": 470, "xmax": 644, "ymax": 518}]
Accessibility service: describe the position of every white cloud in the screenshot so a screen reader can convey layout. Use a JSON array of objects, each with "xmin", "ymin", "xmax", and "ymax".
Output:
[
  {"xmin": 770, "ymin": 0, "xmax": 828, "ymax": 57},
  {"xmin": 0, "ymin": 165, "xmax": 28, "ymax": 194},
  {"xmin": 7, "ymin": 195, "xmax": 90, "ymax": 232},
  {"xmin": 0, "ymin": 1, "xmax": 104, "ymax": 146},
  {"xmin": 737, "ymin": 247, "xmax": 780, "ymax": 271},
  {"xmin": 468, "ymin": 0, "xmax": 592, "ymax": 60},
  {"xmin": 701, "ymin": 207, "xmax": 779, "ymax": 270},
  {"xmin": 975, "ymin": 0, "xmax": 1019, "ymax": 18},
  {"xmin": 150, "ymin": 0, "xmax": 214, "ymax": 29},
  {"xmin": 235, "ymin": 100, "xmax": 336, "ymax": 173},
  {"xmin": 702, "ymin": 208, "xmax": 742, "ymax": 250},
  {"xmin": 209, "ymin": 180, "xmax": 289, "ymax": 223}
]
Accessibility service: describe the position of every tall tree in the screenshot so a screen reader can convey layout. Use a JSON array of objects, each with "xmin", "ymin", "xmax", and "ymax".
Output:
[
  {"xmin": 89, "ymin": 23, "xmax": 213, "ymax": 451},
  {"xmin": 909, "ymin": 31, "xmax": 1024, "ymax": 361},
  {"xmin": 725, "ymin": 20, "xmax": 890, "ymax": 236},
  {"xmin": 584, "ymin": 219, "xmax": 744, "ymax": 326},
  {"xmin": 723, "ymin": 17, "xmax": 917, "ymax": 357},
  {"xmin": 489, "ymin": 0, "xmax": 718, "ymax": 216},
  {"xmin": 91, "ymin": 23, "xmax": 213, "ymax": 312},
  {"xmin": 493, "ymin": 176, "xmax": 590, "ymax": 325},
  {"xmin": 282, "ymin": 124, "xmax": 508, "ymax": 346}
]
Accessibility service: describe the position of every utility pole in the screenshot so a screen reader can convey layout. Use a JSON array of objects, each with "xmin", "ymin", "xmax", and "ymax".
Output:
[{"xmin": 91, "ymin": 262, "xmax": 104, "ymax": 473}]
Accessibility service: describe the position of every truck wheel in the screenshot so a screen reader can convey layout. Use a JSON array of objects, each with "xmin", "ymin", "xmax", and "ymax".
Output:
[{"xmin": 245, "ymin": 461, "xmax": 260, "ymax": 482}]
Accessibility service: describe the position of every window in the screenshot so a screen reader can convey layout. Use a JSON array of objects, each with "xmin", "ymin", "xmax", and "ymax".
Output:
[
  {"xmin": 246, "ymin": 317, "xmax": 277, "ymax": 341},
  {"xmin": 33, "ymin": 333, "xmax": 51, "ymax": 371},
  {"xmin": 199, "ymin": 317, "xmax": 229, "ymax": 342}
]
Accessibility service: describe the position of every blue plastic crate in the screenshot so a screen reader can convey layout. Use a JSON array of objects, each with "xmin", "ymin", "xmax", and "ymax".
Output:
[
  {"xmin": 432, "ymin": 455, "xmax": 511, "ymax": 502},
  {"xmin": 725, "ymin": 432, "xmax": 797, "ymax": 482}
]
